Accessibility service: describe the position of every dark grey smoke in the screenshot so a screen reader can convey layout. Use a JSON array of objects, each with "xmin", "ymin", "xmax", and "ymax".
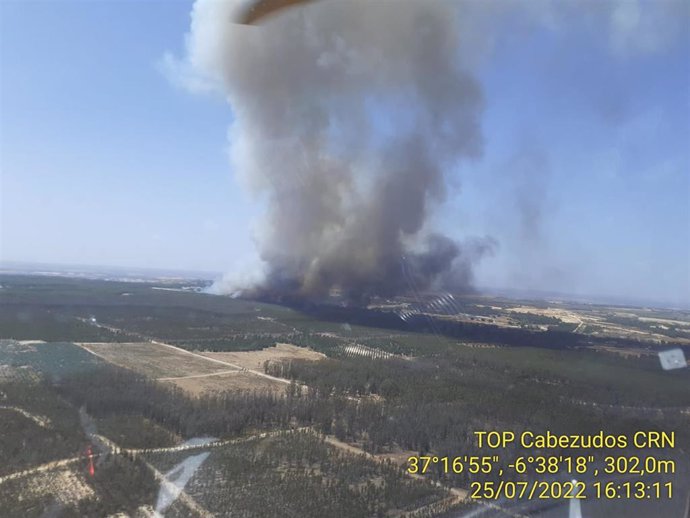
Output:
[{"xmin": 178, "ymin": 0, "xmax": 495, "ymax": 301}]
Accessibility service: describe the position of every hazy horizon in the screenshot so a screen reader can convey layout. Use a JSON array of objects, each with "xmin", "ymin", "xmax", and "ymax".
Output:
[{"xmin": 2, "ymin": 258, "xmax": 688, "ymax": 311}]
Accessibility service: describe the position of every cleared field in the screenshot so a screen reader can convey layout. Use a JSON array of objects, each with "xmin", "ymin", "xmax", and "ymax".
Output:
[
  {"xmin": 163, "ymin": 370, "xmax": 288, "ymax": 396},
  {"xmin": 508, "ymin": 305, "xmax": 582, "ymax": 324},
  {"xmin": 638, "ymin": 316, "xmax": 690, "ymax": 327},
  {"xmin": 76, "ymin": 342, "xmax": 320, "ymax": 395},
  {"xmin": 78, "ymin": 342, "xmax": 231, "ymax": 379},
  {"xmin": 201, "ymin": 343, "xmax": 325, "ymax": 371},
  {"xmin": 162, "ymin": 343, "xmax": 327, "ymax": 395}
]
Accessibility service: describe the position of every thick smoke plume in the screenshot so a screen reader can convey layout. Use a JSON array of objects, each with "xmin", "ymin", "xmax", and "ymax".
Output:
[
  {"xmin": 175, "ymin": 0, "xmax": 496, "ymax": 301},
  {"xmin": 166, "ymin": 0, "xmax": 688, "ymax": 303}
]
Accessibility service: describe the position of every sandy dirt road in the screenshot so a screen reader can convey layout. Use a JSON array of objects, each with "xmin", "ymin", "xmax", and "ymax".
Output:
[{"xmin": 0, "ymin": 405, "xmax": 51, "ymax": 428}]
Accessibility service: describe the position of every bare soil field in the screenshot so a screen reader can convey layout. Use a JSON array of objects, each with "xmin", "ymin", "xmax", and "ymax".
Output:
[
  {"xmin": 77, "ymin": 342, "xmax": 231, "ymax": 379},
  {"xmin": 77, "ymin": 342, "xmax": 324, "ymax": 396},
  {"xmin": 156, "ymin": 343, "xmax": 326, "ymax": 395},
  {"xmin": 201, "ymin": 343, "xmax": 326, "ymax": 371},
  {"xmin": 162, "ymin": 370, "xmax": 288, "ymax": 396}
]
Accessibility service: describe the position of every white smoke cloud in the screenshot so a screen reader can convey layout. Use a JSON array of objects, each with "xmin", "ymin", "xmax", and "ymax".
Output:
[
  {"xmin": 164, "ymin": 0, "xmax": 495, "ymax": 300},
  {"xmin": 164, "ymin": 0, "xmax": 686, "ymax": 301}
]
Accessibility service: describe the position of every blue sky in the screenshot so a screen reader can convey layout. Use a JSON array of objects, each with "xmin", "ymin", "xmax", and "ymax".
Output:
[
  {"xmin": 2, "ymin": 0, "xmax": 258, "ymax": 273},
  {"xmin": 1, "ymin": 0, "xmax": 688, "ymax": 307}
]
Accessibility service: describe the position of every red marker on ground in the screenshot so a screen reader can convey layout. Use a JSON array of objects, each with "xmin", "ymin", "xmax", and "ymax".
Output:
[{"xmin": 86, "ymin": 445, "xmax": 95, "ymax": 476}]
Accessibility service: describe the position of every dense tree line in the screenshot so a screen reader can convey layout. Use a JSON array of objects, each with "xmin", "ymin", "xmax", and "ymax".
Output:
[
  {"xmin": 172, "ymin": 335, "xmax": 279, "ymax": 352},
  {"xmin": 54, "ymin": 363, "xmax": 343, "ymax": 439},
  {"xmin": 281, "ymin": 300, "xmax": 690, "ymax": 354}
]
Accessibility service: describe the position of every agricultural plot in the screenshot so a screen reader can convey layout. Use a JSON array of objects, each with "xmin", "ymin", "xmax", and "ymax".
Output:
[
  {"xmin": 163, "ymin": 370, "xmax": 288, "ymax": 396},
  {"xmin": 0, "ymin": 340, "xmax": 102, "ymax": 379},
  {"xmin": 77, "ymin": 342, "xmax": 233, "ymax": 380},
  {"xmin": 201, "ymin": 343, "xmax": 326, "ymax": 371},
  {"xmin": 341, "ymin": 342, "xmax": 398, "ymax": 360},
  {"xmin": 78, "ymin": 341, "xmax": 304, "ymax": 395}
]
